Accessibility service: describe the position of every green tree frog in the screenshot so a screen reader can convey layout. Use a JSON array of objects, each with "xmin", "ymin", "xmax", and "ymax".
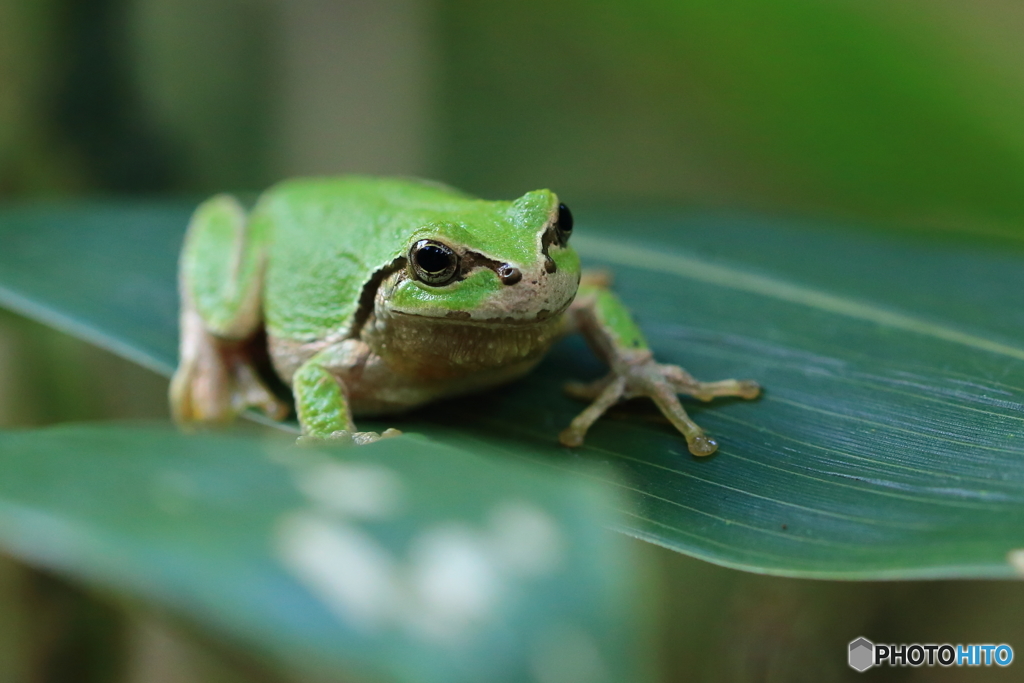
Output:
[{"xmin": 170, "ymin": 177, "xmax": 759, "ymax": 455}]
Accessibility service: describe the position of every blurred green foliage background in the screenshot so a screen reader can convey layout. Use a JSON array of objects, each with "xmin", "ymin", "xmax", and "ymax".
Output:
[
  {"xmin": 2, "ymin": 0, "xmax": 1024, "ymax": 681},
  {"xmin": 6, "ymin": 0, "xmax": 1024, "ymax": 238}
]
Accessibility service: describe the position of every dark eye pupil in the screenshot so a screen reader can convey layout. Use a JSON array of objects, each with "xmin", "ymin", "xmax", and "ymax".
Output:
[
  {"xmin": 415, "ymin": 245, "xmax": 452, "ymax": 273},
  {"xmin": 410, "ymin": 239, "xmax": 459, "ymax": 286},
  {"xmin": 557, "ymin": 203, "xmax": 573, "ymax": 233}
]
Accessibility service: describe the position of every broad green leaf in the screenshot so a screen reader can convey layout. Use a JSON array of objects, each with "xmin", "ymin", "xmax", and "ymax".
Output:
[
  {"xmin": 1, "ymin": 202, "xmax": 1023, "ymax": 579},
  {"xmin": 0, "ymin": 423, "xmax": 646, "ymax": 683}
]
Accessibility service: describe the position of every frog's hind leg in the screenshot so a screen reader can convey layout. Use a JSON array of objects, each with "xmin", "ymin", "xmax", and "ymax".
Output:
[
  {"xmin": 171, "ymin": 307, "xmax": 288, "ymax": 425},
  {"xmin": 170, "ymin": 195, "xmax": 288, "ymax": 426}
]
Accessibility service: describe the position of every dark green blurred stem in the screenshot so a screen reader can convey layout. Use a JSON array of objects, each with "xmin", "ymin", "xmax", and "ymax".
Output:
[
  {"xmin": 49, "ymin": 0, "xmax": 181, "ymax": 192},
  {"xmin": 0, "ymin": 555, "xmax": 31, "ymax": 682},
  {"xmin": 22, "ymin": 569, "xmax": 126, "ymax": 683},
  {"xmin": 0, "ymin": 557, "xmax": 304, "ymax": 683},
  {"xmin": 650, "ymin": 545, "xmax": 1024, "ymax": 683}
]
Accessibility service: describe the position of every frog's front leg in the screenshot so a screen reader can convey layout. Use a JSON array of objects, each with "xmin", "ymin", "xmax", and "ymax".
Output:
[
  {"xmin": 561, "ymin": 280, "xmax": 760, "ymax": 456},
  {"xmin": 292, "ymin": 341, "xmax": 402, "ymax": 446}
]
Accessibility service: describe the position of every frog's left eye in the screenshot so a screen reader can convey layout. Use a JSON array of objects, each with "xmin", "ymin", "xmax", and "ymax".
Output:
[
  {"xmin": 410, "ymin": 239, "xmax": 459, "ymax": 286},
  {"xmin": 555, "ymin": 202, "xmax": 573, "ymax": 245}
]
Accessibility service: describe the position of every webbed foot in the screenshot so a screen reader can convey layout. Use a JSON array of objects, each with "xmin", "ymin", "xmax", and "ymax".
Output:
[{"xmin": 560, "ymin": 356, "xmax": 760, "ymax": 456}]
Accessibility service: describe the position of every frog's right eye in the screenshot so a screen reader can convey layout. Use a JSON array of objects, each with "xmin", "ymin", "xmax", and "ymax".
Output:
[
  {"xmin": 410, "ymin": 239, "xmax": 459, "ymax": 286},
  {"xmin": 555, "ymin": 202, "xmax": 573, "ymax": 245}
]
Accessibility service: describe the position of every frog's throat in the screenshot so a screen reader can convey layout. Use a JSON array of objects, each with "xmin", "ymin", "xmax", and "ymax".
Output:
[
  {"xmin": 361, "ymin": 308, "xmax": 567, "ymax": 381},
  {"xmin": 265, "ymin": 304, "xmax": 569, "ymax": 390}
]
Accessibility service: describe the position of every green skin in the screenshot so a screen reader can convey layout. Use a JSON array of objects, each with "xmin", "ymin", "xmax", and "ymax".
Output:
[{"xmin": 170, "ymin": 176, "xmax": 759, "ymax": 455}]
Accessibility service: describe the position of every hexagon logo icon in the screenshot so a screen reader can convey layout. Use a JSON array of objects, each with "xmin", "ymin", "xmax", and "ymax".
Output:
[{"xmin": 849, "ymin": 637, "xmax": 874, "ymax": 672}]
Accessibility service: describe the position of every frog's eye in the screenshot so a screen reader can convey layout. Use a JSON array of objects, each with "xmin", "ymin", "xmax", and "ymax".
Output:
[
  {"xmin": 410, "ymin": 239, "xmax": 459, "ymax": 286},
  {"xmin": 555, "ymin": 202, "xmax": 573, "ymax": 245}
]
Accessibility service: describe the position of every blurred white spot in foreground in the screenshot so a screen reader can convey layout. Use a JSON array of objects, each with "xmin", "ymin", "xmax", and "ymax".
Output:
[
  {"xmin": 1008, "ymin": 549, "xmax": 1024, "ymax": 576},
  {"xmin": 530, "ymin": 625, "xmax": 608, "ymax": 683},
  {"xmin": 276, "ymin": 511, "xmax": 400, "ymax": 631},
  {"xmin": 488, "ymin": 501, "xmax": 563, "ymax": 577},
  {"xmin": 294, "ymin": 461, "xmax": 403, "ymax": 520},
  {"xmin": 275, "ymin": 489, "xmax": 567, "ymax": 646},
  {"xmin": 406, "ymin": 524, "xmax": 501, "ymax": 643}
]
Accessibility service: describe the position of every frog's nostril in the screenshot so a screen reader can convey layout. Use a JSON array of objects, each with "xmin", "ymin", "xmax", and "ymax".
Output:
[
  {"xmin": 497, "ymin": 264, "xmax": 522, "ymax": 285},
  {"xmin": 544, "ymin": 256, "xmax": 557, "ymax": 274}
]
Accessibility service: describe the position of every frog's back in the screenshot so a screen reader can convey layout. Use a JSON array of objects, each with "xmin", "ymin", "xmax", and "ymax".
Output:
[{"xmin": 257, "ymin": 176, "xmax": 475, "ymax": 341}]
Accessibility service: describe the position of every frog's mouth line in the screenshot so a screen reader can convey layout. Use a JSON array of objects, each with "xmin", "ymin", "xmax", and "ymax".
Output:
[{"xmin": 390, "ymin": 300, "xmax": 573, "ymax": 326}]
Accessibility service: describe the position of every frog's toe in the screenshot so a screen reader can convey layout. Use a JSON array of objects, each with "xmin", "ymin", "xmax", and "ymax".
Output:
[
  {"xmin": 664, "ymin": 367, "xmax": 762, "ymax": 402},
  {"xmin": 686, "ymin": 433, "xmax": 718, "ymax": 457},
  {"xmin": 563, "ymin": 376, "xmax": 613, "ymax": 401},
  {"xmin": 736, "ymin": 380, "xmax": 762, "ymax": 400},
  {"xmin": 557, "ymin": 427, "xmax": 586, "ymax": 448},
  {"xmin": 296, "ymin": 428, "xmax": 403, "ymax": 447},
  {"xmin": 349, "ymin": 431, "xmax": 380, "ymax": 445},
  {"xmin": 559, "ymin": 375, "xmax": 627, "ymax": 448},
  {"xmin": 352, "ymin": 428, "xmax": 403, "ymax": 445}
]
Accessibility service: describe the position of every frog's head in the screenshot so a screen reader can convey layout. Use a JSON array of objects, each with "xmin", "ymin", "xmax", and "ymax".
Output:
[{"xmin": 378, "ymin": 189, "xmax": 581, "ymax": 325}]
